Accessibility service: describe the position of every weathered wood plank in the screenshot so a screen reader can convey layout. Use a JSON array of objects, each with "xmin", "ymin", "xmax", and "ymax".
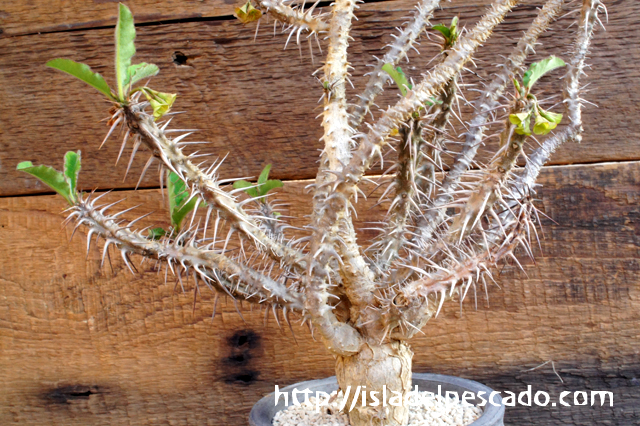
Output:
[
  {"xmin": 0, "ymin": 0, "xmax": 235, "ymax": 37},
  {"xmin": 0, "ymin": 0, "xmax": 496, "ymax": 37},
  {"xmin": 1, "ymin": 0, "xmax": 638, "ymax": 196},
  {"xmin": 0, "ymin": 161, "xmax": 638, "ymax": 425}
]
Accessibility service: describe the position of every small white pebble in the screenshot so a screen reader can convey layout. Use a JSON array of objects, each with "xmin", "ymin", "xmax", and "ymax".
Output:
[{"xmin": 273, "ymin": 390, "xmax": 483, "ymax": 426}]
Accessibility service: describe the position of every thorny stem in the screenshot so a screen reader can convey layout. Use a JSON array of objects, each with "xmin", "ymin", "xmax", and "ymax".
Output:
[
  {"xmin": 122, "ymin": 107, "xmax": 307, "ymax": 275},
  {"xmin": 413, "ymin": 0, "xmax": 563, "ymax": 245},
  {"xmin": 375, "ymin": 46, "xmax": 460, "ymax": 276},
  {"xmin": 374, "ymin": 120, "xmax": 424, "ymax": 272},
  {"xmin": 349, "ymin": 0, "xmax": 441, "ymax": 130},
  {"xmin": 447, "ymin": 101, "xmax": 531, "ymax": 243},
  {"xmin": 254, "ymin": 0, "xmax": 330, "ymax": 34},
  {"xmin": 334, "ymin": 0, "xmax": 518, "ymax": 211},
  {"xmin": 521, "ymin": 0, "xmax": 601, "ymax": 189},
  {"xmin": 306, "ymin": 0, "xmax": 370, "ymax": 355},
  {"xmin": 316, "ymin": 0, "xmax": 377, "ymax": 308},
  {"xmin": 319, "ymin": 0, "xmax": 358, "ymax": 171},
  {"xmin": 70, "ymin": 195, "xmax": 304, "ymax": 311},
  {"xmin": 412, "ymin": 76, "xmax": 459, "ymax": 211}
]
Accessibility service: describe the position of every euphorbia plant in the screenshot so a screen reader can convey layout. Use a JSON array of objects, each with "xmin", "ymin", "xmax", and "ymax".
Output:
[{"xmin": 19, "ymin": 1, "xmax": 604, "ymax": 425}]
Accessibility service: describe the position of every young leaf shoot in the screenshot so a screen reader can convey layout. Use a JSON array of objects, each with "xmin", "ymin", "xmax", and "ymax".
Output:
[
  {"xmin": 125, "ymin": 62, "xmax": 159, "ymax": 93},
  {"xmin": 509, "ymin": 56, "xmax": 566, "ymax": 136},
  {"xmin": 17, "ymin": 151, "xmax": 81, "ymax": 205},
  {"xmin": 63, "ymin": 151, "xmax": 81, "ymax": 195},
  {"xmin": 233, "ymin": 164, "xmax": 283, "ymax": 200},
  {"xmin": 141, "ymin": 88, "xmax": 177, "ymax": 119},
  {"xmin": 432, "ymin": 16, "xmax": 460, "ymax": 47}
]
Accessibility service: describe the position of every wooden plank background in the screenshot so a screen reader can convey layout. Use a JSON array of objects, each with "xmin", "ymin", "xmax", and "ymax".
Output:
[
  {"xmin": 2, "ymin": 0, "xmax": 639, "ymax": 196},
  {"xmin": 1, "ymin": 0, "xmax": 639, "ymax": 425}
]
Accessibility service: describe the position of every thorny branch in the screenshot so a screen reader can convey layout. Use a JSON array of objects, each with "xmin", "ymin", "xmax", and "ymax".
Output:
[
  {"xmin": 349, "ymin": 0, "xmax": 441, "ymax": 129},
  {"xmin": 36, "ymin": 0, "xmax": 604, "ymax": 356},
  {"xmin": 371, "ymin": 32, "xmax": 461, "ymax": 276},
  {"xmin": 68, "ymin": 192, "xmax": 304, "ymax": 312},
  {"xmin": 412, "ymin": 0, "xmax": 564, "ymax": 247},
  {"xmin": 388, "ymin": 0, "xmax": 602, "ymax": 336},
  {"xmin": 121, "ymin": 106, "xmax": 308, "ymax": 275},
  {"xmin": 306, "ymin": 0, "xmax": 371, "ymax": 354},
  {"xmin": 520, "ymin": 0, "xmax": 603, "ymax": 189},
  {"xmin": 255, "ymin": 0, "xmax": 330, "ymax": 35}
]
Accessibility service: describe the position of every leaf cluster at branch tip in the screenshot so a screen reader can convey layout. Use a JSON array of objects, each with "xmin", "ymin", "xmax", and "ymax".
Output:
[
  {"xmin": 46, "ymin": 3, "xmax": 169, "ymax": 110},
  {"xmin": 17, "ymin": 151, "xmax": 82, "ymax": 205},
  {"xmin": 510, "ymin": 56, "xmax": 566, "ymax": 136},
  {"xmin": 432, "ymin": 16, "xmax": 460, "ymax": 47}
]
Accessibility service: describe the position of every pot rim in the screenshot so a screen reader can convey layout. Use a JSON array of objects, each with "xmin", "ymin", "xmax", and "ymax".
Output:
[{"xmin": 249, "ymin": 372, "xmax": 504, "ymax": 425}]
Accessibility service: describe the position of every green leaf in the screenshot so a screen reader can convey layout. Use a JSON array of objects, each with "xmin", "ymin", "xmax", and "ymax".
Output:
[
  {"xmin": 233, "ymin": 165, "xmax": 283, "ymax": 199},
  {"xmin": 259, "ymin": 179, "xmax": 283, "ymax": 197},
  {"xmin": 46, "ymin": 58, "xmax": 115, "ymax": 100},
  {"xmin": 167, "ymin": 171, "xmax": 198, "ymax": 230},
  {"xmin": 432, "ymin": 16, "xmax": 459, "ymax": 45},
  {"xmin": 172, "ymin": 202, "xmax": 197, "ymax": 230},
  {"xmin": 523, "ymin": 56, "xmax": 566, "ymax": 90},
  {"xmin": 509, "ymin": 112, "xmax": 528, "ymax": 126},
  {"xmin": 115, "ymin": 3, "xmax": 136, "ymax": 100},
  {"xmin": 235, "ymin": 1, "xmax": 262, "ymax": 24},
  {"xmin": 538, "ymin": 108, "xmax": 563, "ymax": 125},
  {"xmin": 148, "ymin": 227, "xmax": 166, "ymax": 240},
  {"xmin": 142, "ymin": 88, "xmax": 177, "ymax": 119},
  {"xmin": 424, "ymin": 96, "xmax": 443, "ymax": 107},
  {"xmin": 257, "ymin": 164, "xmax": 271, "ymax": 187},
  {"xmin": 382, "ymin": 63, "xmax": 412, "ymax": 96},
  {"xmin": 509, "ymin": 112, "xmax": 532, "ymax": 136},
  {"xmin": 64, "ymin": 151, "xmax": 81, "ymax": 194},
  {"xmin": 17, "ymin": 160, "xmax": 74, "ymax": 204},
  {"xmin": 533, "ymin": 108, "xmax": 563, "ymax": 135},
  {"xmin": 125, "ymin": 63, "xmax": 159, "ymax": 92},
  {"xmin": 233, "ymin": 180, "xmax": 259, "ymax": 198},
  {"xmin": 432, "ymin": 24, "xmax": 451, "ymax": 40}
]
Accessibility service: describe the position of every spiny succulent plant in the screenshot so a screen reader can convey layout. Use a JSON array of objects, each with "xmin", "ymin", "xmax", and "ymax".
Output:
[{"xmin": 19, "ymin": 1, "xmax": 605, "ymax": 425}]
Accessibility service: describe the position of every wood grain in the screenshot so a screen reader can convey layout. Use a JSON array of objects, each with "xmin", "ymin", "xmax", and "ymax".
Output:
[
  {"xmin": 0, "ymin": 0, "xmax": 235, "ymax": 37},
  {"xmin": 0, "ymin": 0, "xmax": 496, "ymax": 37},
  {"xmin": 2, "ymin": 0, "xmax": 639, "ymax": 196},
  {"xmin": 1, "ymin": 161, "xmax": 638, "ymax": 425}
]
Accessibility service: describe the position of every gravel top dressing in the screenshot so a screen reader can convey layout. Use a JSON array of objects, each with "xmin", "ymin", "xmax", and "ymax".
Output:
[{"xmin": 273, "ymin": 390, "xmax": 483, "ymax": 426}]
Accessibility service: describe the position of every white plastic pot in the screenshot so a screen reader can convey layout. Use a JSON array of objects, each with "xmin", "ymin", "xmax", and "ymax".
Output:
[{"xmin": 249, "ymin": 373, "xmax": 505, "ymax": 425}]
